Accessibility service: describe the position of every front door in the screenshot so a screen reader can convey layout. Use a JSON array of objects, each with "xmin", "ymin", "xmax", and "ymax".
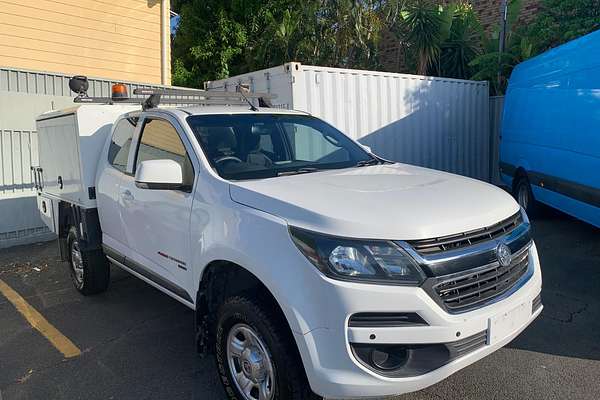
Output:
[{"xmin": 119, "ymin": 116, "xmax": 196, "ymax": 303}]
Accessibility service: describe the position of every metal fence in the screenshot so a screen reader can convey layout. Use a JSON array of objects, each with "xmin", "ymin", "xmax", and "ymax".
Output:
[
  {"xmin": 0, "ymin": 67, "xmax": 176, "ymax": 248},
  {"xmin": 489, "ymin": 96, "xmax": 504, "ymax": 185}
]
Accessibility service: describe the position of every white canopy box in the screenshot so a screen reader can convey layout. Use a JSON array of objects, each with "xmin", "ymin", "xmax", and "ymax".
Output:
[{"xmin": 34, "ymin": 105, "xmax": 138, "ymax": 233}]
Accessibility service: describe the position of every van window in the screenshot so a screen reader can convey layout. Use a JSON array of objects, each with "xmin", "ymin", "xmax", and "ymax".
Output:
[
  {"xmin": 108, "ymin": 117, "xmax": 138, "ymax": 172},
  {"xmin": 135, "ymin": 118, "xmax": 194, "ymax": 187}
]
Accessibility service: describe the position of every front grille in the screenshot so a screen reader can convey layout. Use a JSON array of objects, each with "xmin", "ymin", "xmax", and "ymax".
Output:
[
  {"xmin": 433, "ymin": 245, "xmax": 530, "ymax": 313},
  {"xmin": 408, "ymin": 212, "xmax": 523, "ymax": 255},
  {"xmin": 448, "ymin": 330, "xmax": 488, "ymax": 358}
]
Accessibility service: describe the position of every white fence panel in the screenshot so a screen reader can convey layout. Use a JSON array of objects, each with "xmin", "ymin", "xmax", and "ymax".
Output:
[{"xmin": 0, "ymin": 67, "xmax": 182, "ymax": 248}]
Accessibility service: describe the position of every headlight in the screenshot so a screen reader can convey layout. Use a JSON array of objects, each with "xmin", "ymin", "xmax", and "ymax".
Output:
[{"xmin": 289, "ymin": 227, "xmax": 425, "ymax": 285}]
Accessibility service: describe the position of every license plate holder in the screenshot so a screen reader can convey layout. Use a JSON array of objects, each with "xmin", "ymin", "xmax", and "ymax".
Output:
[{"xmin": 487, "ymin": 301, "xmax": 530, "ymax": 345}]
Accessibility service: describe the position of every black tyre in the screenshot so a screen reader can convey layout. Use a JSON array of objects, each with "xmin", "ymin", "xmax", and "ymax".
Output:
[
  {"xmin": 67, "ymin": 227, "xmax": 110, "ymax": 295},
  {"xmin": 215, "ymin": 296, "xmax": 319, "ymax": 400},
  {"xmin": 513, "ymin": 174, "xmax": 537, "ymax": 216}
]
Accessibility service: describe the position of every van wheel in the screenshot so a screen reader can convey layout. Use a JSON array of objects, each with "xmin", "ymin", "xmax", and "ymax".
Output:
[
  {"xmin": 215, "ymin": 296, "xmax": 320, "ymax": 400},
  {"xmin": 513, "ymin": 175, "xmax": 537, "ymax": 216},
  {"xmin": 67, "ymin": 227, "xmax": 110, "ymax": 295}
]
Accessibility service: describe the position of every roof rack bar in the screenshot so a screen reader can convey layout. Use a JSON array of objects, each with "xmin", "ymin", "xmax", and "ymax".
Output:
[
  {"xmin": 68, "ymin": 76, "xmax": 275, "ymax": 109},
  {"xmin": 74, "ymin": 97, "xmax": 146, "ymax": 104},
  {"xmin": 159, "ymin": 99, "xmax": 249, "ymax": 105},
  {"xmin": 132, "ymin": 88, "xmax": 276, "ymax": 100},
  {"xmin": 74, "ymin": 97, "xmax": 250, "ymax": 106}
]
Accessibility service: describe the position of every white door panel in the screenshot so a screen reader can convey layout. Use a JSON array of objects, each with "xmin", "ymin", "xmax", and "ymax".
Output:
[{"xmin": 118, "ymin": 117, "xmax": 195, "ymax": 299}]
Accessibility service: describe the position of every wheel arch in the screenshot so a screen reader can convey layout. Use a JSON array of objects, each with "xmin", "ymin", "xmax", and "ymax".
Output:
[
  {"xmin": 57, "ymin": 202, "xmax": 103, "ymax": 260},
  {"xmin": 195, "ymin": 260, "xmax": 294, "ymax": 355}
]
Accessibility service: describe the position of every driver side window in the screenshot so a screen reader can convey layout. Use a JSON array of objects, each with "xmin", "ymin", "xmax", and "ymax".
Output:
[{"xmin": 135, "ymin": 118, "xmax": 195, "ymax": 187}]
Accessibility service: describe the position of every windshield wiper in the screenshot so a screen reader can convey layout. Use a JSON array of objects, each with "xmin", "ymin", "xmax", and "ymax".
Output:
[
  {"xmin": 355, "ymin": 158, "xmax": 381, "ymax": 167},
  {"xmin": 277, "ymin": 167, "xmax": 319, "ymax": 176}
]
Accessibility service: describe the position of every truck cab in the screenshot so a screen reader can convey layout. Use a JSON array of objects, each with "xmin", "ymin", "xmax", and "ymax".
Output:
[{"xmin": 35, "ymin": 81, "xmax": 543, "ymax": 400}]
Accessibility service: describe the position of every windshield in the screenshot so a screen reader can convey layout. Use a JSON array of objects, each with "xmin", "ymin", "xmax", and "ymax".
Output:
[{"xmin": 186, "ymin": 114, "xmax": 378, "ymax": 180}]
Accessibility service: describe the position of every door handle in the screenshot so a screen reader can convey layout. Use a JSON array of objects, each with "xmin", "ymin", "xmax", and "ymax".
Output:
[{"xmin": 121, "ymin": 189, "xmax": 134, "ymax": 202}]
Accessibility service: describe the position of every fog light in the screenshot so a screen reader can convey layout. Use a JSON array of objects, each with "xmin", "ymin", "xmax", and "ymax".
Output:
[
  {"xmin": 371, "ymin": 346, "xmax": 408, "ymax": 370},
  {"xmin": 351, "ymin": 342, "xmax": 451, "ymax": 377},
  {"xmin": 353, "ymin": 344, "xmax": 409, "ymax": 373}
]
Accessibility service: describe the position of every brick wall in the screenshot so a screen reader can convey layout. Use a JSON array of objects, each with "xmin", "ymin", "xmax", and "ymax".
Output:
[
  {"xmin": 378, "ymin": 29, "xmax": 407, "ymax": 73},
  {"xmin": 472, "ymin": 0, "xmax": 541, "ymax": 33}
]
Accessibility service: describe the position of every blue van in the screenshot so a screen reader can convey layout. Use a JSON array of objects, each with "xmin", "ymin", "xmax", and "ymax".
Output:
[{"xmin": 500, "ymin": 29, "xmax": 600, "ymax": 227}]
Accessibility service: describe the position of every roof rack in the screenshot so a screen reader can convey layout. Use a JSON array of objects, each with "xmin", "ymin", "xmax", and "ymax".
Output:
[{"xmin": 69, "ymin": 76, "xmax": 276, "ymax": 110}]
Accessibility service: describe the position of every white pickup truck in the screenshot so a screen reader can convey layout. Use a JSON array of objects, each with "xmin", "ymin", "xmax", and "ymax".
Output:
[{"xmin": 34, "ymin": 78, "xmax": 542, "ymax": 400}]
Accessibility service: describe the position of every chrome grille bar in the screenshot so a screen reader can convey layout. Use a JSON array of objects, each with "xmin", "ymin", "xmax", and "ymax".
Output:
[{"xmin": 407, "ymin": 212, "xmax": 522, "ymax": 255}]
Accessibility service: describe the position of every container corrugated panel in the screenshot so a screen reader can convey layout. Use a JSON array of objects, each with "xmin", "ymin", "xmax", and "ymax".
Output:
[
  {"xmin": 297, "ymin": 66, "xmax": 490, "ymax": 180},
  {"xmin": 208, "ymin": 63, "xmax": 491, "ymax": 181},
  {"xmin": 0, "ymin": 67, "xmax": 181, "ymax": 247}
]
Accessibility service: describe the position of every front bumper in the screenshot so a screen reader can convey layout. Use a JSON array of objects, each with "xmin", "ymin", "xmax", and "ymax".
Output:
[{"xmin": 293, "ymin": 242, "xmax": 543, "ymax": 399}]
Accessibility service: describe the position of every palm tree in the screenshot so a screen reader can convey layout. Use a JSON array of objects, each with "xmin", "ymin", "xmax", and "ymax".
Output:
[
  {"xmin": 438, "ymin": 3, "xmax": 483, "ymax": 79},
  {"xmin": 396, "ymin": 0, "xmax": 454, "ymax": 75}
]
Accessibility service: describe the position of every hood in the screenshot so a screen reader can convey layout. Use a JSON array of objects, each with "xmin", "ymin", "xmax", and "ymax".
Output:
[{"xmin": 229, "ymin": 163, "xmax": 519, "ymax": 240}]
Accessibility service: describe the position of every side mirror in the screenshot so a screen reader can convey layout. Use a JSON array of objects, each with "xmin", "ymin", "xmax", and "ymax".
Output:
[
  {"xmin": 360, "ymin": 144, "xmax": 372, "ymax": 153},
  {"xmin": 135, "ymin": 159, "xmax": 186, "ymax": 190}
]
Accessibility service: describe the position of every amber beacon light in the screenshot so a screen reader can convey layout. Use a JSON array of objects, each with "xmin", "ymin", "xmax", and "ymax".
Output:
[{"xmin": 111, "ymin": 83, "xmax": 128, "ymax": 100}]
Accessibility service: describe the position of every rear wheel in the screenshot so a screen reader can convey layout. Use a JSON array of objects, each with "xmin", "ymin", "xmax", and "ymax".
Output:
[
  {"xmin": 215, "ymin": 296, "xmax": 320, "ymax": 400},
  {"xmin": 513, "ymin": 174, "xmax": 537, "ymax": 216},
  {"xmin": 67, "ymin": 227, "xmax": 110, "ymax": 295}
]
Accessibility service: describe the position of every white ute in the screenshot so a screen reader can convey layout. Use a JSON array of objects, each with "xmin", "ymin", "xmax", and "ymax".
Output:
[{"xmin": 34, "ymin": 78, "xmax": 543, "ymax": 400}]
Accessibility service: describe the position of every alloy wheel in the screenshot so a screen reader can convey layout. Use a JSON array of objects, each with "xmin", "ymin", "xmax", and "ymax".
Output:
[{"xmin": 226, "ymin": 323, "xmax": 275, "ymax": 400}]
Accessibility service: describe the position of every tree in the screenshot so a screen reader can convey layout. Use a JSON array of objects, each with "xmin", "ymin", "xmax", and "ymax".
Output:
[
  {"xmin": 469, "ymin": 0, "xmax": 533, "ymax": 95},
  {"xmin": 390, "ymin": 1, "xmax": 481, "ymax": 79},
  {"xmin": 394, "ymin": 0, "xmax": 454, "ymax": 75},
  {"xmin": 171, "ymin": 0, "xmax": 392, "ymax": 87},
  {"xmin": 438, "ymin": 3, "xmax": 482, "ymax": 79},
  {"xmin": 171, "ymin": 1, "xmax": 255, "ymax": 87},
  {"xmin": 527, "ymin": 0, "xmax": 600, "ymax": 53}
]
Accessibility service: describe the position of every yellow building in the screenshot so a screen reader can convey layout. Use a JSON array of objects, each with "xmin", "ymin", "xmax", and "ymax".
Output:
[{"xmin": 0, "ymin": 0, "xmax": 171, "ymax": 85}]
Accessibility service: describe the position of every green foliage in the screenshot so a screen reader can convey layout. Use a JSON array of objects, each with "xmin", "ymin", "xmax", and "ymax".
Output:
[
  {"xmin": 170, "ymin": 0, "xmax": 599, "ymax": 91},
  {"xmin": 390, "ymin": 1, "xmax": 482, "ymax": 78},
  {"xmin": 527, "ymin": 0, "xmax": 600, "ymax": 52},
  {"xmin": 468, "ymin": 0, "xmax": 533, "ymax": 95},
  {"xmin": 171, "ymin": 0, "xmax": 389, "ymax": 87},
  {"xmin": 395, "ymin": 1, "xmax": 454, "ymax": 74},
  {"xmin": 438, "ymin": 3, "xmax": 483, "ymax": 79}
]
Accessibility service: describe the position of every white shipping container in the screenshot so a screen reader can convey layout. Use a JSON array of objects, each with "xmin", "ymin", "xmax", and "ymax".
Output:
[{"xmin": 206, "ymin": 63, "xmax": 490, "ymax": 181}]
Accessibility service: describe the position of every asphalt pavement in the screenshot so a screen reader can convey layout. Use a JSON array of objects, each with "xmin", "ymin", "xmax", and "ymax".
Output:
[{"xmin": 1, "ymin": 207, "xmax": 599, "ymax": 400}]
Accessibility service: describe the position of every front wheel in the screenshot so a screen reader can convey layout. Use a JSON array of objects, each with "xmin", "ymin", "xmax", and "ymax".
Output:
[
  {"xmin": 215, "ymin": 296, "xmax": 319, "ymax": 400},
  {"xmin": 67, "ymin": 227, "xmax": 110, "ymax": 295}
]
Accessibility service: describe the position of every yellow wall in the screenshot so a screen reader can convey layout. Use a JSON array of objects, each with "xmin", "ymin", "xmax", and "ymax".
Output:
[{"xmin": 0, "ymin": 0, "xmax": 170, "ymax": 85}]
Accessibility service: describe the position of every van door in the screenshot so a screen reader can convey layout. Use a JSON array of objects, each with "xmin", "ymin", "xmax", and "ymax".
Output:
[
  {"xmin": 118, "ymin": 116, "xmax": 196, "ymax": 303},
  {"xmin": 96, "ymin": 116, "xmax": 138, "ymax": 256}
]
